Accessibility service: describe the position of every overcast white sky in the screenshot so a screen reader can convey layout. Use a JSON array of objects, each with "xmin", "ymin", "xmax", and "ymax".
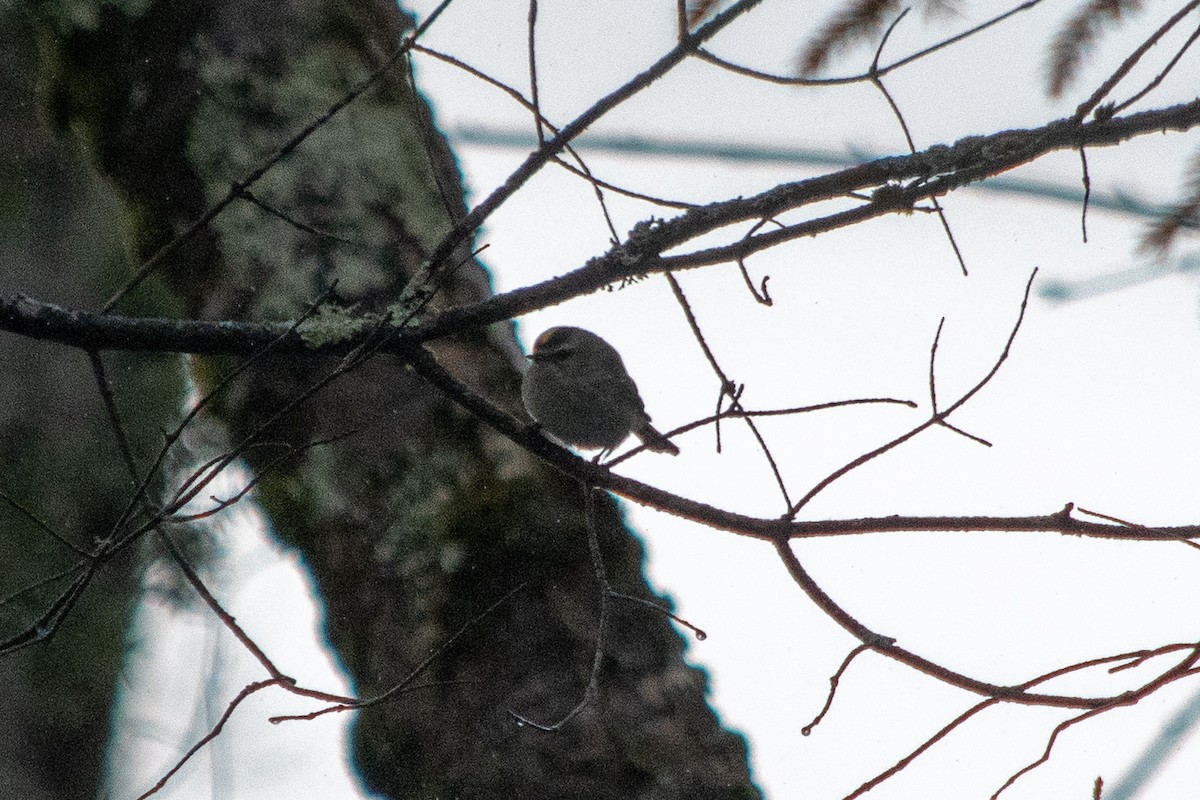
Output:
[
  {"xmin": 412, "ymin": 2, "xmax": 1200, "ymax": 798},
  {"xmin": 111, "ymin": 2, "xmax": 1200, "ymax": 798}
]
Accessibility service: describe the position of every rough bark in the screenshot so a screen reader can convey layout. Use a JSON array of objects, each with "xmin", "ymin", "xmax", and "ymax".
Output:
[{"xmin": 11, "ymin": 0, "xmax": 760, "ymax": 797}]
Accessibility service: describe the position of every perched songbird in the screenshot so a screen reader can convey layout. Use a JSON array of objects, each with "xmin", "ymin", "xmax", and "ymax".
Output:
[{"xmin": 521, "ymin": 326, "xmax": 680, "ymax": 456}]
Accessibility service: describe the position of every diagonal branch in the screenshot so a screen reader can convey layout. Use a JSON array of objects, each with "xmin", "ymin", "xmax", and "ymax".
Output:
[
  {"xmin": 6, "ymin": 101, "xmax": 1200, "ymax": 357},
  {"xmin": 414, "ymin": 99, "xmax": 1200, "ymax": 339},
  {"xmin": 399, "ymin": 0, "xmax": 767, "ymax": 313},
  {"xmin": 6, "ymin": 296, "xmax": 1200, "ymax": 547},
  {"xmin": 773, "ymin": 537, "xmax": 1200, "ymax": 711}
]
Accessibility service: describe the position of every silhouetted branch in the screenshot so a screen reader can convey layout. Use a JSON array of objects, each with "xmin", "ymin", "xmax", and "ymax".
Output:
[
  {"xmin": 695, "ymin": 0, "xmax": 1046, "ymax": 85},
  {"xmin": 849, "ymin": 643, "xmax": 1200, "ymax": 796},
  {"xmin": 802, "ymin": 643, "xmax": 871, "ymax": 735},
  {"xmin": 1071, "ymin": 1, "xmax": 1200, "ymax": 121},
  {"xmin": 6, "ymin": 102, "xmax": 1200, "ymax": 359}
]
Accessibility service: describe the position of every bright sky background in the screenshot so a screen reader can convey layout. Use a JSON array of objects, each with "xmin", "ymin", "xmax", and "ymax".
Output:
[{"xmin": 109, "ymin": 2, "xmax": 1200, "ymax": 799}]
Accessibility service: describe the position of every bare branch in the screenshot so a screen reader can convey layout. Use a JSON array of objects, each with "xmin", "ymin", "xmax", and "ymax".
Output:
[
  {"xmin": 847, "ymin": 643, "xmax": 1200, "ymax": 796},
  {"xmin": 802, "ymin": 643, "xmax": 871, "ymax": 735},
  {"xmin": 1071, "ymin": 1, "xmax": 1200, "ymax": 121},
  {"xmin": 665, "ymin": 272, "xmax": 793, "ymax": 509},
  {"xmin": 134, "ymin": 678, "xmax": 292, "ymax": 800},
  {"xmin": 6, "ymin": 102, "xmax": 1200, "ymax": 359},
  {"xmin": 699, "ymin": 0, "xmax": 1046, "ymax": 86},
  {"xmin": 1047, "ymin": 0, "xmax": 1145, "ymax": 98},
  {"xmin": 788, "ymin": 271, "xmax": 1037, "ymax": 516},
  {"xmin": 800, "ymin": 0, "xmax": 901, "ymax": 76},
  {"xmin": 510, "ymin": 485, "xmax": 609, "ymax": 730},
  {"xmin": 403, "ymin": 0, "xmax": 767, "ymax": 312}
]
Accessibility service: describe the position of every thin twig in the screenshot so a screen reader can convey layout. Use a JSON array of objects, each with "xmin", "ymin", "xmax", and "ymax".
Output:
[
  {"xmin": 1079, "ymin": 146, "xmax": 1092, "ymax": 242},
  {"xmin": 802, "ymin": 643, "xmax": 870, "ymax": 735},
  {"xmin": 845, "ymin": 698, "xmax": 1000, "ymax": 799},
  {"xmin": 868, "ymin": 10, "xmax": 967, "ymax": 275},
  {"xmin": 991, "ymin": 704, "xmax": 1124, "ymax": 799},
  {"xmin": 665, "ymin": 272, "xmax": 793, "ymax": 509},
  {"xmin": 0, "ymin": 487, "xmax": 91, "ymax": 557},
  {"xmin": 527, "ymin": 0, "xmax": 544, "ymax": 144},
  {"xmin": 605, "ymin": 395, "xmax": 917, "ymax": 467},
  {"xmin": 509, "ymin": 484, "xmax": 610, "ymax": 730},
  {"xmin": 409, "ymin": 0, "xmax": 766, "ymax": 297},
  {"xmin": 0, "ymin": 562, "xmax": 87, "ymax": 612},
  {"xmin": 102, "ymin": 0, "xmax": 459, "ymax": 312},
  {"xmin": 155, "ymin": 529, "xmax": 291, "ymax": 680},
  {"xmin": 415, "ymin": 44, "xmax": 680, "ymax": 220},
  {"xmin": 1072, "ymin": 0, "xmax": 1200, "ymax": 122},
  {"xmin": 236, "ymin": 188, "xmax": 363, "ymax": 248},
  {"xmin": 88, "ymin": 350, "xmax": 141, "ymax": 483},
  {"xmin": 168, "ymin": 433, "xmax": 356, "ymax": 521},
  {"xmin": 788, "ymin": 269, "xmax": 1038, "ymax": 517},
  {"xmin": 134, "ymin": 678, "xmax": 292, "ymax": 800},
  {"xmin": 0, "ymin": 569, "xmax": 95, "ymax": 656},
  {"xmin": 694, "ymin": 0, "xmax": 1047, "ymax": 87},
  {"xmin": 928, "ymin": 317, "xmax": 944, "ymax": 414},
  {"xmin": 107, "ymin": 288, "xmax": 336, "ymax": 551},
  {"xmin": 274, "ymin": 582, "xmax": 527, "ymax": 723},
  {"xmin": 735, "ymin": 218, "xmax": 779, "ymax": 305},
  {"xmin": 1111, "ymin": 18, "xmax": 1200, "ymax": 116},
  {"xmin": 609, "ymin": 591, "xmax": 707, "ymax": 640}
]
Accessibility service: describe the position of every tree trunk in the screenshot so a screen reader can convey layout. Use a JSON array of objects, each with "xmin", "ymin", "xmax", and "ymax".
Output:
[{"xmin": 9, "ymin": 0, "xmax": 759, "ymax": 797}]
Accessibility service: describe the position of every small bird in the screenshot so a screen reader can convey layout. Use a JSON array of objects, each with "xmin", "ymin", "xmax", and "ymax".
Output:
[{"xmin": 522, "ymin": 326, "xmax": 680, "ymax": 456}]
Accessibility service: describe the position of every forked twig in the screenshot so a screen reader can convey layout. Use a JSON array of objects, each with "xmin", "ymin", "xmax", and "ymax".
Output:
[
  {"xmin": 866, "ymin": 9, "xmax": 967, "ymax": 275},
  {"xmin": 789, "ymin": 269, "xmax": 1038, "ymax": 517},
  {"xmin": 848, "ymin": 643, "xmax": 1200, "ymax": 796},
  {"xmin": 1111, "ymin": 18, "xmax": 1200, "ymax": 116},
  {"xmin": 695, "ymin": 0, "xmax": 1047, "ymax": 87},
  {"xmin": 1072, "ymin": 0, "xmax": 1200, "ymax": 122},
  {"xmin": 272, "ymin": 582, "xmax": 526, "ymax": 723},
  {"xmin": 134, "ymin": 678, "xmax": 291, "ymax": 800},
  {"xmin": 666, "ymin": 272, "xmax": 793, "ymax": 509},
  {"xmin": 403, "ymin": 0, "xmax": 767, "ymax": 313}
]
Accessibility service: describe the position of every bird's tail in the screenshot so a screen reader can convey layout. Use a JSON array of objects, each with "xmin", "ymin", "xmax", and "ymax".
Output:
[{"xmin": 637, "ymin": 424, "xmax": 680, "ymax": 456}]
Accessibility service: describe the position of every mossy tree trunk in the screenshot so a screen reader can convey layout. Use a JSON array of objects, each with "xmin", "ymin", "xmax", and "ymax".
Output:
[{"xmin": 6, "ymin": 0, "xmax": 760, "ymax": 797}]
